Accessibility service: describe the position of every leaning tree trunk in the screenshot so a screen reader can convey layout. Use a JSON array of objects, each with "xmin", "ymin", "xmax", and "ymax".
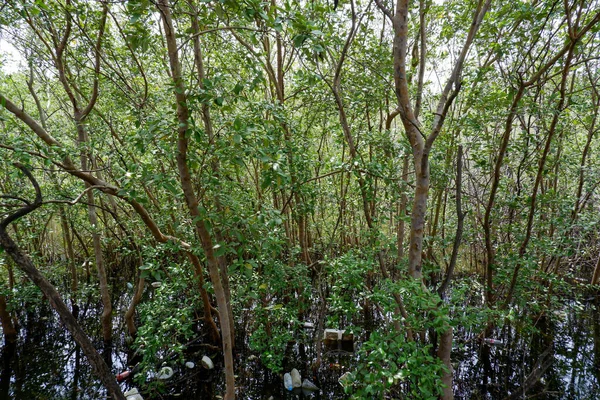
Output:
[
  {"xmin": 124, "ymin": 274, "xmax": 145, "ymax": 337},
  {"xmin": 0, "ymin": 165, "xmax": 124, "ymax": 400},
  {"xmin": 0, "ymin": 229, "xmax": 125, "ymax": 400}
]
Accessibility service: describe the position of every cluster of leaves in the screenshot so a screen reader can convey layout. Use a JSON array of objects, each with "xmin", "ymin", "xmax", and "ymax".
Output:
[{"xmin": 345, "ymin": 330, "xmax": 446, "ymax": 399}]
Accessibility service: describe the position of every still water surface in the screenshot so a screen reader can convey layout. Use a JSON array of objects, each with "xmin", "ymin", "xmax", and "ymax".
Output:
[{"xmin": 1, "ymin": 292, "xmax": 599, "ymax": 399}]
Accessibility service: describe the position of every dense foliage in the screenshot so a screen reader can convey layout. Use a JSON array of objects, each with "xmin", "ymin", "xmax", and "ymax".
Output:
[{"xmin": 1, "ymin": 0, "xmax": 600, "ymax": 399}]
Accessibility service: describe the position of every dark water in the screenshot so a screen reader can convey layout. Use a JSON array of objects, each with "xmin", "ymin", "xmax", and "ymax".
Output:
[
  {"xmin": 453, "ymin": 295, "xmax": 600, "ymax": 399},
  {"xmin": 1, "ymin": 292, "xmax": 599, "ymax": 399}
]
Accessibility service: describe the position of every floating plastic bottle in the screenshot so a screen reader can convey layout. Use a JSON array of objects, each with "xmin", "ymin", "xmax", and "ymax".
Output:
[
  {"xmin": 291, "ymin": 368, "xmax": 302, "ymax": 388},
  {"xmin": 201, "ymin": 356, "xmax": 214, "ymax": 369},
  {"xmin": 301, "ymin": 379, "xmax": 320, "ymax": 391},
  {"xmin": 283, "ymin": 373, "xmax": 293, "ymax": 391},
  {"xmin": 116, "ymin": 370, "xmax": 131, "ymax": 382},
  {"xmin": 483, "ymin": 338, "xmax": 503, "ymax": 346},
  {"xmin": 124, "ymin": 387, "xmax": 144, "ymax": 400},
  {"xmin": 157, "ymin": 366, "xmax": 174, "ymax": 380},
  {"xmin": 339, "ymin": 371, "xmax": 351, "ymax": 387}
]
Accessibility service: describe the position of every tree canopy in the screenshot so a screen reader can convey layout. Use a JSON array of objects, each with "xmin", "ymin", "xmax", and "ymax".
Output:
[{"xmin": 1, "ymin": 0, "xmax": 600, "ymax": 399}]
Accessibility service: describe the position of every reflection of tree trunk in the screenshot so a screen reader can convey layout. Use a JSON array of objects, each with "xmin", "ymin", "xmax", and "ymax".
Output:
[
  {"xmin": 0, "ymin": 228, "xmax": 125, "ymax": 400},
  {"xmin": 593, "ymin": 295, "xmax": 600, "ymax": 384},
  {"xmin": 480, "ymin": 324, "xmax": 493, "ymax": 395},
  {"xmin": 0, "ymin": 295, "xmax": 17, "ymax": 344},
  {"xmin": 504, "ymin": 345, "xmax": 553, "ymax": 400},
  {"xmin": 314, "ymin": 275, "xmax": 327, "ymax": 371},
  {"xmin": 0, "ymin": 293, "xmax": 17, "ymax": 397},
  {"xmin": 568, "ymin": 313, "xmax": 582, "ymax": 396},
  {"xmin": 70, "ymin": 346, "xmax": 81, "ymax": 400},
  {"xmin": 0, "ymin": 339, "xmax": 15, "ymax": 399}
]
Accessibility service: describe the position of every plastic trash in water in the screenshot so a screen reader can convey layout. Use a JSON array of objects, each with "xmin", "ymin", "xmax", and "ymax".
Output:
[
  {"xmin": 185, "ymin": 361, "xmax": 195, "ymax": 369},
  {"xmin": 157, "ymin": 366, "xmax": 174, "ymax": 380},
  {"xmin": 116, "ymin": 370, "xmax": 131, "ymax": 382},
  {"xmin": 283, "ymin": 372, "xmax": 293, "ymax": 391},
  {"xmin": 291, "ymin": 368, "xmax": 302, "ymax": 388},
  {"xmin": 339, "ymin": 371, "xmax": 351, "ymax": 387},
  {"xmin": 201, "ymin": 355, "xmax": 214, "ymax": 369},
  {"xmin": 124, "ymin": 387, "xmax": 144, "ymax": 400},
  {"xmin": 483, "ymin": 338, "xmax": 503, "ymax": 346},
  {"xmin": 324, "ymin": 329, "xmax": 343, "ymax": 340},
  {"xmin": 301, "ymin": 379, "xmax": 320, "ymax": 391}
]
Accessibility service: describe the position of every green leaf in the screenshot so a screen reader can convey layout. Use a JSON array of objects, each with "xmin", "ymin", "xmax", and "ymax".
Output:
[
  {"xmin": 293, "ymin": 34, "xmax": 307, "ymax": 48},
  {"xmin": 233, "ymin": 82, "xmax": 244, "ymax": 95}
]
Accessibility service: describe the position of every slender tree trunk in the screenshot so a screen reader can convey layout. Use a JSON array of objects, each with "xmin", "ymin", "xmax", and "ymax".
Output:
[
  {"xmin": 437, "ymin": 326, "xmax": 454, "ymax": 400},
  {"xmin": 42, "ymin": 0, "xmax": 112, "ymax": 347},
  {"xmin": 573, "ymin": 69, "xmax": 599, "ymax": 219},
  {"xmin": 397, "ymin": 155, "xmax": 409, "ymax": 266},
  {"xmin": 77, "ymin": 118, "xmax": 113, "ymax": 347},
  {"xmin": 186, "ymin": 252, "xmax": 221, "ymax": 344},
  {"xmin": 158, "ymin": 2, "xmax": 235, "ymax": 398},
  {"xmin": 189, "ymin": 11, "xmax": 231, "ymax": 346},
  {"xmin": 439, "ymin": 145, "xmax": 465, "ymax": 299},
  {"xmin": 408, "ymin": 151, "xmax": 429, "ymax": 279},
  {"xmin": 59, "ymin": 207, "xmax": 78, "ymax": 317},
  {"xmin": 591, "ymin": 255, "xmax": 600, "ymax": 286},
  {"xmin": 124, "ymin": 275, "xmax": 145, "ymax": 337},
  {"xmin": 505, "ymin": 45, "xmax": 574, "ymax": 307},
  {"xmin": 483, "ymin": 84, "xmax": 525, "ymax": 307}
]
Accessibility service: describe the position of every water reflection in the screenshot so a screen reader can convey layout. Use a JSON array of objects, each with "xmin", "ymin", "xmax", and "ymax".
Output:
[{"xmin": 1, "ymin": 293, "xmax": 599, "ymax": 398}]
